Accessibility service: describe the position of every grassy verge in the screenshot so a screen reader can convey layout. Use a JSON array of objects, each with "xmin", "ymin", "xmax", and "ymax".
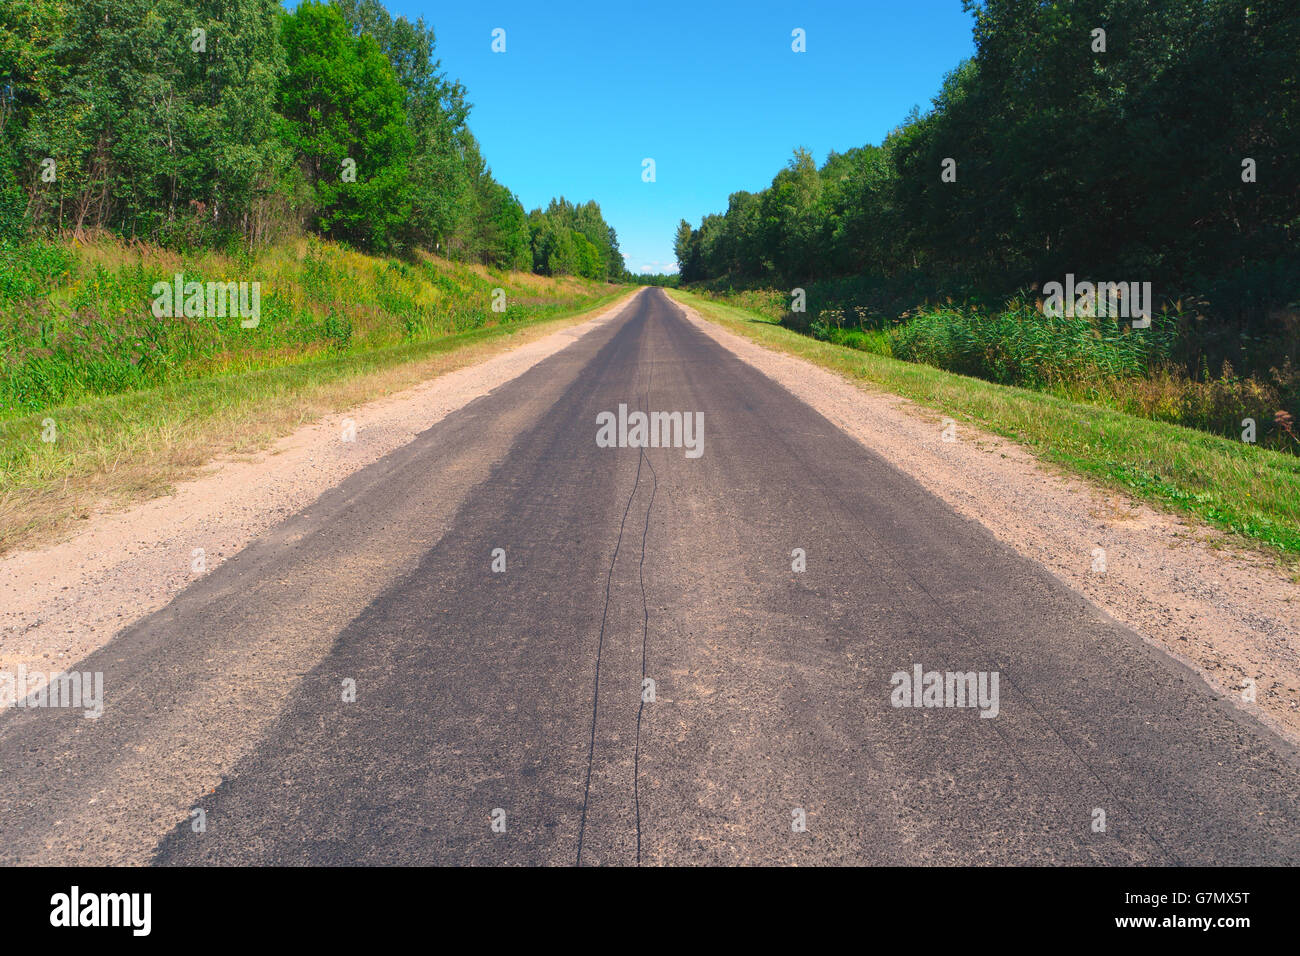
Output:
[
  {"xmin": 669, "ymin": 288, "xmax": 1300, "ymax": 560},
  {"xmin": 1, "ymin": 236, "xmax": 613, "ymax": 413},
  {"xmin": 0, "ymin": 247, "xmax": 629, "ymax": 554}
]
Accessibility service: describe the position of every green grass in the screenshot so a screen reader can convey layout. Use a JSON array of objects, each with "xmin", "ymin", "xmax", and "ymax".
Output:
[
  {"xmin": 0, "ymin": 236, "xmax": 629, "ymax": 552},
  {"xmin": 887, "ymin": 301, "xmax": 1179, "ymax": 387},
  {"xmin": 1, "ymin": 235, "xmax": 612, "ymax": 415},
  {"xmin": 692, "ymin": 284, "xmax": 1300, "ymax": 453},
  {"xmin": 669, "ymin": 288, "xmax": 1300, "ymax": 559}
]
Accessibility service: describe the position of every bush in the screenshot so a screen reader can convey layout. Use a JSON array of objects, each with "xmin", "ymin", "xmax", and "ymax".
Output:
[
  {"xmin": 322, "ymin": 310, "xmax": 354, "ymax": 350},
  {"xmin": 0, "ymin": 146, "xmax": 25, "ymax": 243},
  {"xmin": 889, "ymin": 302, "xmax": 1180, "ymax": 389}
]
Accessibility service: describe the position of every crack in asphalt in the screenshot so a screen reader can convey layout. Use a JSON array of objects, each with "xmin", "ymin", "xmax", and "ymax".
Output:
[
  {"xmin": 632, "ymin": 365, "xmax": 658, "ymax": 865},
  {"xmin": 576, "ymin": 345, "xmax": 659, "ymax": 866},
  {"xmin": 575, "ymin": 447, "xmax": 641, "ymax": 866},
  {"xmin": 576, "ymin": 386, "xmax": 646, "ymax": 867}
]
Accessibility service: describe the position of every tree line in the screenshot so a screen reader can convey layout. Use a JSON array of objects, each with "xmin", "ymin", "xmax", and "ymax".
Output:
[
  {"xmin": 674, "ymin": 0, "xmax": 1297, "ymax": 327},
  {"xmin": 0, "ymin": 0, "xmax": 626, "ymax": 279}
]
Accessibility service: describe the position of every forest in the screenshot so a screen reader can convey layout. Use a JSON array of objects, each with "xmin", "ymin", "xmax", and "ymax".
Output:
[
  {"xmin": 673, "ymin": 0, "xmax": 1298, "ymax": 448},
  {"xmin": 0, "ymin": 0, "xmax": 627, "ymax": 280}
]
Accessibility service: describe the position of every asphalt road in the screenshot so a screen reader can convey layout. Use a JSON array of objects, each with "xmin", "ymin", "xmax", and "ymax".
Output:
[{"xmin": 3, "ymin": 288, "xmax": 1298, "ymax": 865}]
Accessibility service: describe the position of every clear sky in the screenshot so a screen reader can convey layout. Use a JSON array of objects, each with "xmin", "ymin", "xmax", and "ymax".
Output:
[{"xmin": 376, "ymin": 1, "xmax": 977, "ymax": 273}]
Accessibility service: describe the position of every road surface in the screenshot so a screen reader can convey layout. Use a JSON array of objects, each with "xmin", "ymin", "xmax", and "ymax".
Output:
[{"xmin": 2, "ymin": 288, "xmax": 1298, "ymax": 865}]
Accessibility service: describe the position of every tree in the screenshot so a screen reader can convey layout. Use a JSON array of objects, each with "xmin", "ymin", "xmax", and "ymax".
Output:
[
  {"xmin": 477, "ymin": 182, "xmax": 531, "ymax": 271},
  {"xmin": 673, "ymin": 219, "xmax": 695, "ymax": 279},
  {"xmin": 330, "ymin": 0, "xmax": 479, "ymax": 254},
  {"xmin": 278, "ymin": 0, "xmax": 412, "ymax": 251}
]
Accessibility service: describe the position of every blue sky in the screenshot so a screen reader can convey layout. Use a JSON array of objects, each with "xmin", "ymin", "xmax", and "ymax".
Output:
[{"xmin": 377, "ymin": 1, "xmax": 977, "ymax": 273}]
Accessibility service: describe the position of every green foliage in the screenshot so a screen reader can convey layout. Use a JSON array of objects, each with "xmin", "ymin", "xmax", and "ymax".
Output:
[
  {"xmin": 888, "ymin": 303, "xmax": 1179, "ymax": 389},
  {"xmin": 0, "ymin": 0, "xmax": 618, "ymax": 276},
  {"xmin": 278, "ymin": 2, "xmax": 413, "ymax": 252},
  {"xmin": 330, "ymin": 0, "xmax": 480, "ymax": 260},
  {"xmin": 476, "ymin": 182, "xmax": 532, "ymax": 272},
  {"xmin": 0, "ymin": 237, "xmax": 73, "ymax": 301},
  {"xmin": 0, "ymin": 141, "xmax": 26, "ymax": 241},
  {"xmin": 675, "ymin": 0, "xmax": 1299, "ymax": 368},
  {"xmin": 321, "ymin": 309, "xmax": 354, "ymax": 351},
  {"xmin": 0, "ymin": 236, "xmax": 615, "ymax": 415},
  {"xmin": 529, "ymin": 198, "xmax": 623, "ymax": 280},
  {"xmin": 627, "ymin": 272, "xmax": 680, "ymax": 288},
  {"xmin": 5, "ymin": 0, "xmax": 289, "ymax": 245}
]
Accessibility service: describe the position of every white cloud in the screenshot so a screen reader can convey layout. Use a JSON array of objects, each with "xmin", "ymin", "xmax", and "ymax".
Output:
[{"xmin": 634, "ymin": 259, "xmax": 680, "ymax": 274}]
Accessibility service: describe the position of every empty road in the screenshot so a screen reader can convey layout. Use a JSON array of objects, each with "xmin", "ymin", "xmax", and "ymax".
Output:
[{"xmin": 3, "ymin": 288, "xmax": 1298, "ymax": 866}]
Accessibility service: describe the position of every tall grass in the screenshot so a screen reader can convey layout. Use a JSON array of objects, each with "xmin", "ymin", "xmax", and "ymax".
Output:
[
  {"xmin": 692, "ymin": 283, "xmax": 1300, "ymax": 454},
  {"xmin": 0, "ymin": 235, "xmax": 610, "ymax": 416},
  {"xmin": 887, "ymin": 301, "xmax": 1179, "ymax": 388}
]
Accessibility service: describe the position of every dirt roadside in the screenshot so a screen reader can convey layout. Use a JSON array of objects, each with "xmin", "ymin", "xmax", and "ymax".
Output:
[{"xmin": 671, "ymin": 297, "xmax": 1300, "ymax": 747}]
